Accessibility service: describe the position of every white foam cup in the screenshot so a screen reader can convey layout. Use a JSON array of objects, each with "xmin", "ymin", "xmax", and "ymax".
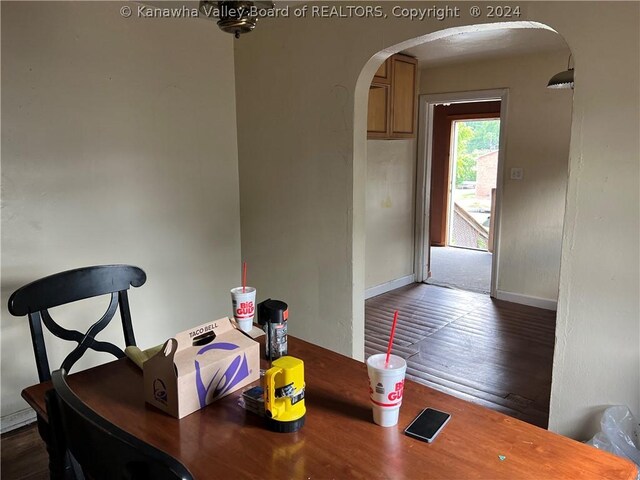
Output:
[
  {"xmin": 366, "ymin": 353, "xmax": 407, "ymax": 427},
  {"xmin": 230, "ymin": 287, "xmax": 256, "ymax": 333}
]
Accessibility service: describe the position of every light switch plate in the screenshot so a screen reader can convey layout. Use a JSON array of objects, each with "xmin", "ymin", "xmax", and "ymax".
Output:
[{"xmin": 510, "ymin": 168, "xmax": 524, "ymax": 180}]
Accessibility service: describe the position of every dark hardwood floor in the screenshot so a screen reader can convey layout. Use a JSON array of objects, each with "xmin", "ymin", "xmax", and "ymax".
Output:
[
  {"xmin": 366, "ymin": 283, "xmax": 556, "ymax": 428},
  {"xmin": 1, "ymin": 423, "xmax": 48, "ymax": 480}
]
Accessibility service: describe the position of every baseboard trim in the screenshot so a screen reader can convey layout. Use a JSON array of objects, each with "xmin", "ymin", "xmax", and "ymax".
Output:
[
  {"xmin": 365, "ymin": 274, "xmax": 415, "ymax": 300},
  {"xmin": 495, "ymin": 290, "xmax": 557, "ymax": 311},
  {"xmin": 1, "ymin": 407, "xmax": 37, "ymax": 434}
]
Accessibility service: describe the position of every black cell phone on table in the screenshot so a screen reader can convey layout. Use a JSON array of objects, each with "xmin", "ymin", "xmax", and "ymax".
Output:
[{"xmin": 404, "ymin": 408, "xmax": 451, "ymax": 443}]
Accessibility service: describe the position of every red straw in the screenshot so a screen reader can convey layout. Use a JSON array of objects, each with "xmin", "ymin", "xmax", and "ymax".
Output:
[
  {"xmin": 385, "ymin": 310, "xmax": 399, "ymax": 367},
  {"xmin": 242, "ymin": 262, "xmax": 247, "ymax": 293}
]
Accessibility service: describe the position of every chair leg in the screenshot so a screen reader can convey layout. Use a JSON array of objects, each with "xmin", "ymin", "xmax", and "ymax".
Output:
[
  {"xmin": 35, "ymin": 413, "xmax": 64, "ymax": 480},
  {"xmin": 43, "ymin": 392, "xmax": 80, "ymax": 480}
]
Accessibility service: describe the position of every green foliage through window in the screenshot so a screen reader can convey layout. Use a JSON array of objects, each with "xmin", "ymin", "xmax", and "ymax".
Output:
[{"xmin": 453, "ymin": 119, "xmax": 500, "ymax": 187}]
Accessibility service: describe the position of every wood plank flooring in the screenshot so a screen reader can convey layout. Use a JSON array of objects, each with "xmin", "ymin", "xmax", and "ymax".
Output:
[
  {"xmin": 366, "ymin": 283, "xmax": 556, "ymax": 428},
  {"xmin": 1, "ymin": 423, "xmax": 48, "ymax": 480}
]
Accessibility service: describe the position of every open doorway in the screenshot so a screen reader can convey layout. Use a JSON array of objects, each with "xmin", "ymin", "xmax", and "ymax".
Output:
[
  {"xmin": 415, "ymin": 92, "xmax": 507, "ymax": 297},
  {"xmin": 448, "ymin": 118, "xmax": 500, "ymax": 249},
  {"xmin": 427, "ymin": 106, "xmax": 501, "ymax": 294}
]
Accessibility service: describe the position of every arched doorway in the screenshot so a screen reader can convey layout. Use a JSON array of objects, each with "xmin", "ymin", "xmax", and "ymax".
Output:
[{"xmin": 355, "ymin": 22, "xmax": 573, "ymax": 426}]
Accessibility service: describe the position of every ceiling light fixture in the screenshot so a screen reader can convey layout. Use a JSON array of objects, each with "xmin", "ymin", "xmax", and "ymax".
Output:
[
  {"xmin": 547, "ymin": 55, "xmax": 574, "ymax": 90},
  {"xmin": 199, "ymin": 1, "xmax": 275, "ymax": 39}
]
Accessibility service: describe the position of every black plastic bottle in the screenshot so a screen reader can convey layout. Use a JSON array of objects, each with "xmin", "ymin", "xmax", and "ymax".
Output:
[{"xmin": 257, "ymin": 299, "xmax": 288, "ymax": 361}]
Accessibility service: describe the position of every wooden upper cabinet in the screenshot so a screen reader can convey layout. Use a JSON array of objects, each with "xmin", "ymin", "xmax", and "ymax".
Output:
[
  {"xmin": 367, "ymin": 53, "xmax": 417, "ymax": 139},
  {"xmin": 390, "ymin": 55, "xmax": 417, "ymax": 137},
  {"xmin": 373, "ymin": 59, "xmax": 391, "ymax": 84},
  {"xmin": 367, "ymin": 84, "xmax": 390, "ymax": 138}
]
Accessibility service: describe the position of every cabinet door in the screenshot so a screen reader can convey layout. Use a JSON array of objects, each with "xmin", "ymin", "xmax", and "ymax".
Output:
[
  {"xmin": 390, "ymin": 55, "xmax": 417, "ymax": 138},
  {"xmin": 367, "ymin": 83, "xmax": 390, "ymax": 138},
  {"xmin": 373, "ymin": 59, "xmax": 391, "ymax": 84}
]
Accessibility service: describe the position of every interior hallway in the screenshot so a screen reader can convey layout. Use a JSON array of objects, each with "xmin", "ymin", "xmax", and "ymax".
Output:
[{"xmin": 365, "ymin": 283, "xmax": 556, "ymax": 428}]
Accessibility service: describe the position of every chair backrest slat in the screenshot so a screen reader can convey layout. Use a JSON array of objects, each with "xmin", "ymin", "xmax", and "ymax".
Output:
[
  {"xmin": 27, "ymin": 311, "xmax": 52, "ymax": 383},
  {"xmin": 118, "ymin": 290, "xmax": 137, "ymax": 346},
  {"xmin": 8, "ymin": 265, "xmax": 146, "ymax": 316}
]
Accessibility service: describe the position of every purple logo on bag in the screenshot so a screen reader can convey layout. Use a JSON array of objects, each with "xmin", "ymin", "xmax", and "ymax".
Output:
[
  {"xmin": 194, "ymin": 342, "xmax": 251, "ymax": 407},
  {"xmin": 153, "ymin": 378, "xmax": 168, "ymax": 405}
]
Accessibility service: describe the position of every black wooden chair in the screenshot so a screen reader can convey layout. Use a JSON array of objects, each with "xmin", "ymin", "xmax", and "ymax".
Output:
[
  {"xmin": 8, "ymin": 264, "xmax": 147, "ymax": 382},
  {"xmin": 48, "ymin": 368, "xmax": 193, "ymax": 480},
  {"xmin": 7, "ymin": 264, "xmax": 147, "ymax": 478}
]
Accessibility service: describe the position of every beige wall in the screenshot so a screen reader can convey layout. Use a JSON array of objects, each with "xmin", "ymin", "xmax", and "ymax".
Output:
[
  {"xmin": 421, "ymin": 50, "xmax": 573, "ymax": 303},
  {"xmin": 1, "ymin": 2, "xmax": 241, "ymax": 425},
  {"xmin": 365, "ymin": 139, "xmax": 416, "ymax": 289},
  {"xmin": 235, "ymin": 2, "xmax": 639, "ymax": 439}
]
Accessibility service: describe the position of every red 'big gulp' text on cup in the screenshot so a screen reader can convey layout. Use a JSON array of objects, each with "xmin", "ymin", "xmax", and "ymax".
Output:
[
  {"xmin": 230, "ymin": 287, "xmax": 256, "ymax": 333},
  {"xmin": 366, "ymin": 353, "xmax": 407, "ymax": 427}
]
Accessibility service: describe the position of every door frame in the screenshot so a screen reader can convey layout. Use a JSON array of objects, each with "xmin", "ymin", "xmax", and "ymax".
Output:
[{"xmin": 414, "ymin": 89, "xmax": 509, "ymax": 297}]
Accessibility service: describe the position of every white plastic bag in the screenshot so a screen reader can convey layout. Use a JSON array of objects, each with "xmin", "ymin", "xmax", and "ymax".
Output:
[{"xmin": 587, "ymin": 405, "xmax": 640, "ymax": 479}]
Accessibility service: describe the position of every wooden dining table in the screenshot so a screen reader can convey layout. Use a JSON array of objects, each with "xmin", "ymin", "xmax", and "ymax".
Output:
[{"xmin": 23, "ymin": 335, "xmax": 636, "ymax": 479}]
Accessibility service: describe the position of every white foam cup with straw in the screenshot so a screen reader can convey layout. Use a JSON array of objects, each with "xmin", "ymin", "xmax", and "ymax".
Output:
[
  {"xmin": 367, "ymin": 354, "xmax": 407, "ymax": 427},
  {"xmin": 231, "ymin": 262, "xmax": 255, "ymax": 333},
  {"xmin": 367, "ymin": 310, "xmax": 407, "ymax": 427}
]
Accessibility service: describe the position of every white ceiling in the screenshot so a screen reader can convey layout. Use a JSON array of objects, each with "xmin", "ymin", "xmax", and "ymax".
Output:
[{"xmin": 404, "ymin": 28, "xmax": 569, "ymax": 68}]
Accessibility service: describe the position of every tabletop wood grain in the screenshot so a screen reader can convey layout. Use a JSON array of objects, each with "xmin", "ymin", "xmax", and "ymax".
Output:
[{"xmin": 23, "ymin": 337, "xmax": 637, "ymax": 480}]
